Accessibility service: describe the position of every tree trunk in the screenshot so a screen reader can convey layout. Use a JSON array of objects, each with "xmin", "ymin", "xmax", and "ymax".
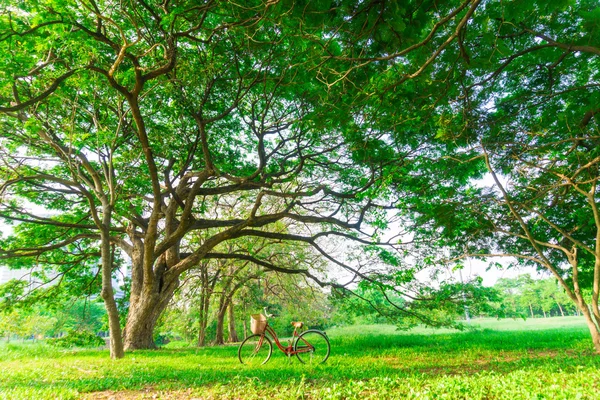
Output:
[
  {"xmin": 197, "ymin": 263, "xmax": 217, "ymax": 347},
  {"xmin": 542, "ymin": 310, "xmax": 547, "ymax": 318},
  {"xmin": 214, "ymin": 285, "xmax": 246, "ymax": 345},
  {"xmin": 197, "ymin": 287, "xmax": 208, "ymax": 347},
  {"xmin": 556, "ymin": 301, "xmax": 565, "ymax": 317},
  {"xmin": 100, "ymin": 216, "xmax": 124, "ymax": 359},
  {"xmin": 529, "ymin": 304, "xmax": 534, "ymax": 318},
  {"xmin": 197, "ymin": 277, "xmax": 210, "ymax": 347},
  {"xmin": 197, "ymin": 319, "xmax": 207, "ymax": 347},
  {"xmin": 581, "ymin": 306, "xmax": 600, "ymax": 353},
  {"xmin": 123, "ymin": 272, "xmax": 179, "ymax": 350},
  {"xmin": 214, "ymin": 297, "xmax": 228, "ymax": 345},
  {"xmin": 228, "ymin": 302, "xmax": 239, "ymax": 343}
]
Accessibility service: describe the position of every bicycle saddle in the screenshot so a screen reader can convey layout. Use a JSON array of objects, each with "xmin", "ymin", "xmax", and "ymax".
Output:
[{"xmin": 291, "ymin": 321, "xmax": 303, "ymax": 328}]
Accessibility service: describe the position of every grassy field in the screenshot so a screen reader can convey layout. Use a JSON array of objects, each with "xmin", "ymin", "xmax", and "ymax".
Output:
[{"xmin": 1, "ymin": 317, "xmax": 599, "ymax": 399}]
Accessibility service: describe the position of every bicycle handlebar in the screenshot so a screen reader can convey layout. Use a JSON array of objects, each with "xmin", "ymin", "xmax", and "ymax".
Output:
[{"xmin": 263, "ymin": 307, "xmax": 275, "ymax": 318}]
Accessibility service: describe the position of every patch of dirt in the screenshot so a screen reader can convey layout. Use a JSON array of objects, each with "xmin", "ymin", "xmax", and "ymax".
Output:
[{"xmin": 82, "ymin": 388, "xmax": 207, "ymax": 400}]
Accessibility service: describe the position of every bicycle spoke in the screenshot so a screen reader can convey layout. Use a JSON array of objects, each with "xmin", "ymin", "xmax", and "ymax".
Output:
[
  {"xmin": 238, "ymin": 334, "xmax": 272, "ymax": 365},
  {"xmin": 294, "ymin": 330, "xmax": 330, "ymax": 364}
]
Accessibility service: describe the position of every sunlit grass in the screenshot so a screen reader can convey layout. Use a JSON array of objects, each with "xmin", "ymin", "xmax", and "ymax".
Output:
[{"xmin": 0, "ymin": 317, "xmax": 598, "ymax": 399}]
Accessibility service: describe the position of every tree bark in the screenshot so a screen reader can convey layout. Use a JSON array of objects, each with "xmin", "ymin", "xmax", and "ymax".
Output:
[
  {"xmin": 197, "ymin": 262, "xmax": 218, "ymax": 347},
  {"xmin": 581, "ymin": 305, "xmax": 600, "ymax": 353},
  {"xmin": 122, "ymin": 254, "xmax": 179, "ymax": 350},
  {"xmin": 214, "ymin": 300, "xmax": 227, "ymax": 346},
  {"xmin": 197, "ymin": 284, "xmax": 209, "ymax": 347},
  {"xmin": 197, "ymin": 267, "xmax": 211, "ymax": 347},
  {"xmin": 197, "ymin": 318, "xmax": 207, "ymax": 347},
  {"xmin": 123, "ymin": 285, "xmax": 178, "ymax": 349},
  {"xmin": 214, "ymin": 276, "xmax": 251, "ymax": 345},
  {"xmin": 100, "ymin": 211, "xmax": 124, "ymax": 359},
  {"xmin": 228, "ymin": 302, "xmax": 239, "ymax": 343},
  {"xmin": 556, "ymin": 301, "xmax": 565, "ymax": 317}
]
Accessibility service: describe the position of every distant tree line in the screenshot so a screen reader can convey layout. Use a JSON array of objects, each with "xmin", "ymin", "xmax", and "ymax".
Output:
[
  {"xmin": 487, "ymin": 275, "xmax": 579, "ymax": 320},
  {"xmin": 329, "ymin": 274, "xmax": 583, "ymax": 327}
]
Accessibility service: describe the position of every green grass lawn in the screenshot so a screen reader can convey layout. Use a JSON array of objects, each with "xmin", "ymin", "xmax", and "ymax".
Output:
[{"xmin": 1, "ymin": 317, "xmax": 598, "ymax": 399}]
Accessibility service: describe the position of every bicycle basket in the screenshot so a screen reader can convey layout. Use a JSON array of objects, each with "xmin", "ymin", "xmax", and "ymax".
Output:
[{"xmin": 250, "ymin": 314, "xmax": 267, "ymax": 334}]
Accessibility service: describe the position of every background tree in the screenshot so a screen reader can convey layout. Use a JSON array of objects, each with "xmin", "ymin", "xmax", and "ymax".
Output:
[
  {"xmin": 0, "ymin": 309, "xmax": 24, "ymax": 342},
  {"xmin": 455, "ymin": 0, "xmax": 600, "ymax": 351},
  {"xmin": 518, "ymin": 275, "xmax": 539, "ymax": 319},
  {"xmin": 352, "ymin": 0, "xmax": 600, "ymax": 352},
  {"xmin": 489, "ymin": 275, "xmax": 578, "ymax": 319}
]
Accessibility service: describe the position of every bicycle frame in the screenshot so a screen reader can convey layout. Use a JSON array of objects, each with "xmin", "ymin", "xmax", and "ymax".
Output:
[{"xmin": 261, "ymin": 323, "xmax": 314, "ymax": 356}]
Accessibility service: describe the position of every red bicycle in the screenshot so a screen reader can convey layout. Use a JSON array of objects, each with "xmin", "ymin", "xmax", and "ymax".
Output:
[{"xmin": 238, "ymin": 310, "xmax": 330, "ymax": 365}]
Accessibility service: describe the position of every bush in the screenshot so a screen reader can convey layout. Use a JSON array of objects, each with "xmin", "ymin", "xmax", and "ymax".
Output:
[
  {"xmin": 153, "ymin": 333, "xmax": 171, "ymax": 346},
  {"xmin": 47, "ymin": 330, "xmax": 105, "ymax": 349}
]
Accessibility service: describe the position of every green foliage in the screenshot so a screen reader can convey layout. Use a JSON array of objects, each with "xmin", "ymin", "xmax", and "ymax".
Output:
[
  {"xmin": 0, "ymin": 297, "xmax": 106, "ymax": 342},
  {"xmin": 47, "ymin": 330, "xmax": 105, "ymax": 349},
  {"xmin": 0, "ymin": 279, "xmax": 27, "ymax": 310},
  {"xmin": 331, "ymin": 277, "xmax": 499, "ymax": 330},
  {"xmin": 50, "ymin": 299, "xmax": 107, "ymax": 334},
  {"xmin": 489, "ymin": 275, "xmax": 577, "ymax": 319},
  {"xmin": 1, "ymin": 0, "xmax": 600, "ymax": 352}
]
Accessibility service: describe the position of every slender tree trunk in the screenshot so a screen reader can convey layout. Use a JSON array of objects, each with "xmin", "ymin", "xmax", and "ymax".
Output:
[
  {"xmin": 215, "ymin": 284, "xmax": 248, "ymax": 345},
  {"xmin": 228, "ymin": 302, "xmax": 239, "ymax": 343},
  {"xmin": 565, "ymin": 255, "xmax": 600, "ymax": 353},
  {"xmin": 197, "ymin": 318, "xmax": 207, "ymax": 347},
  {"xmin": 197, "ymin": 272, "xmax": 210, "ymax": 347},
  {"xmin": 556, "ymin": 302, "xmax": 565, "ymax": 317},
  {"xmin": 197, "ymin": 288, "xmax": 208, "ymax": 347},
  {"xmin": 542, "ymin": 310, "xmax": 547, "ymax": 318},
  {"xmin": 581, "ymin": 305, "xmax": 600, "ymax": 353},
  {"xmin": 214, "ymin": 296, "xmax": 228, "ymax": 345},
  {"xmin": 214, "ymin": 310, "xmax": 226, "ymax": 345},
  {"xmin": 100, "ymin": 212, "xmax": 124, "ymax": 359},
  {"xmin": 213, "ymin": 263, "xmax": 234, "ymax": 346},
  {"xmin": 198, "ymin": 263, "xmax": 218, "ymax": 347},
  {"xmin": 529, "ymin": 304, "xmax": 534, "ymax": 318}
]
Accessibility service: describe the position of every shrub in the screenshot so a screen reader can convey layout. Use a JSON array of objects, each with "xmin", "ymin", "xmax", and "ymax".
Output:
[{"xmin": 47, "ymin": 330, "xmax": 105, "ymax": 349}]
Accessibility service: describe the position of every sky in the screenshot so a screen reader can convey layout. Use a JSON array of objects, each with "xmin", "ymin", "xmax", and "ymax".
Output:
[{"xmin": 456, "ymin": 258, "xmax": 543, "ymax": 287}]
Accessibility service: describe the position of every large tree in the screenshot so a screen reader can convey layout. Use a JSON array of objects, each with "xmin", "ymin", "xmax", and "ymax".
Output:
[
  {"xmin": 0, "ymin": 0, "xmax": 486, "ymax": 357},
  {"xmin": 463, "ymin": 0, "xmax": 600, "ymax": 352},
  {"xmin": 393, "ymin": 0, "xmax": 600, "ymax": 352}
]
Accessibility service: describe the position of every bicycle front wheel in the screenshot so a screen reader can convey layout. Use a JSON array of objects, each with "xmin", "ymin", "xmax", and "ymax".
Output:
[
  {"xmin": 294, "ymin": 330, "xmax": 330, "ymax": 364},
  {"xmin": 238, "ymin": 334, "xmax": 273, "ymax": 366}
]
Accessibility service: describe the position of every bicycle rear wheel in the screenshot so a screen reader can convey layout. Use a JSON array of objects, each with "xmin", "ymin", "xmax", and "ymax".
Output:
[
  {"xmin": 294, "ymin": 330, "xmax": 330, "ymax": 364},
  {"xmin": 238, "ymin": 334, "xmax": 273, "ymax": 365}
]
